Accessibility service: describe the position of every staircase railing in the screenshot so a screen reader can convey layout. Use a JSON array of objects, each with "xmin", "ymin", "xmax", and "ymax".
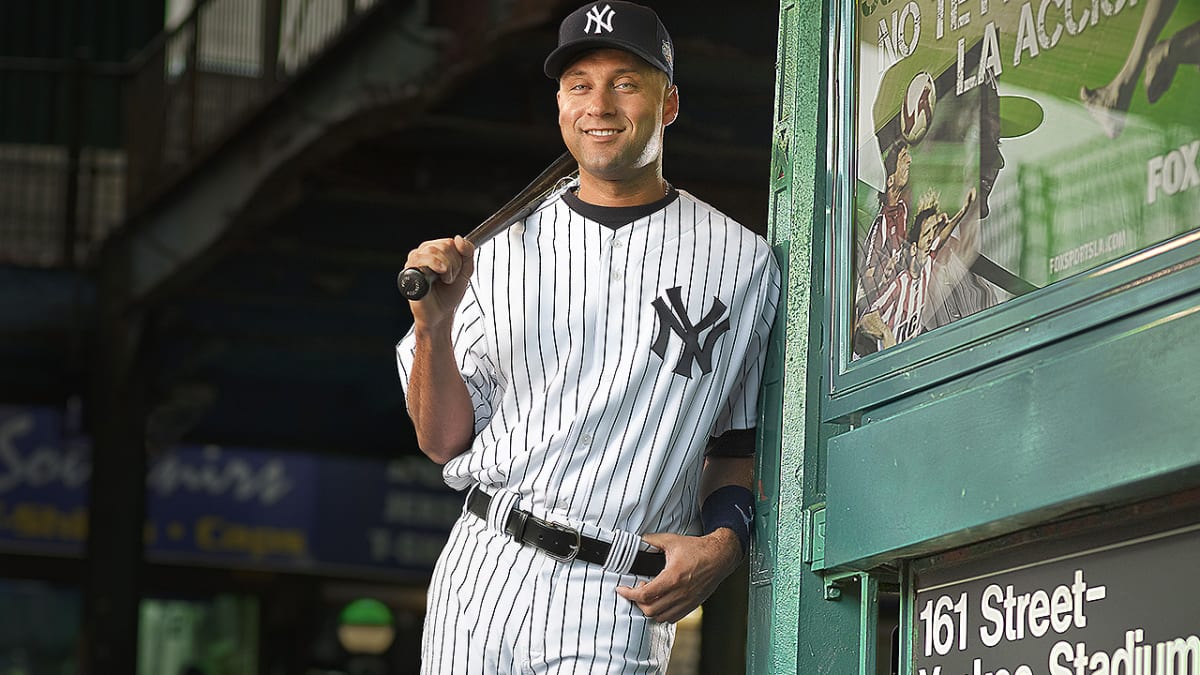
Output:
[
  {"xmin": 124, "ymin": 0, "xmax": 383, "ymax": 215},
  {"xmin": 0, "ymin": 0, "xmax": 383, "ymax": 269}
]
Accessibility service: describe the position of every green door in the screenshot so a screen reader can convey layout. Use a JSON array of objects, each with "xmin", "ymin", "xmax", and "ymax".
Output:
[{"xmin": 751, "ymin": 1, "xmax": 1200, "ymax": 673}]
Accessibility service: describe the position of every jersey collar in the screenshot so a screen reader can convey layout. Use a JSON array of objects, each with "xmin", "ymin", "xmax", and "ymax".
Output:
[{"xmin": 562, "ymin": 186, "xmax": 679, "ymax": 230}]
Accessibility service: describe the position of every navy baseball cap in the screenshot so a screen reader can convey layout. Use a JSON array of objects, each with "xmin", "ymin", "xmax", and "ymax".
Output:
[{"xmin": 544, "ymin": 2, "xmax": 674, "ymax": 84}]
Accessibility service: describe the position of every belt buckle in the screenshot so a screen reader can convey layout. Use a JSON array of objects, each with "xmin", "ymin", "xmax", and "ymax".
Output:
[{"xmin": 531, "ymin": 515, "xmax": 581, "ymax": 563}]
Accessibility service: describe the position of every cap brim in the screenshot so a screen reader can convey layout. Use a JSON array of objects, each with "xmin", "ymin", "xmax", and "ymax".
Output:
[
  {"xmin": 544, "ymin": 39, "xmax": 670, "ymax": 82},
  {"xmin": 998, "ymin": 95, "xmax": 1044, "ymax": 138}
]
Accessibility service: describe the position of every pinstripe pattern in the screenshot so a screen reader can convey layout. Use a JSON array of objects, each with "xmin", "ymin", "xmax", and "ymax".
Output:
[
  {"xmin": 422, "ymin": 513, "xmax": 675, "ymax": 674},
  {"xmin": 398, "ymin": 187, "xmax": 780, "ymax": 674},
  {"xmin": 604, "ymin": 529, "xmax": 642, "ymax": 575},
  {"xmin": 868, "ymin": 254, "xmax": 935, "ymax": 345},
  {"xmin": 857, "ymin": 202, "xmax": 909, "ymax": 309}
]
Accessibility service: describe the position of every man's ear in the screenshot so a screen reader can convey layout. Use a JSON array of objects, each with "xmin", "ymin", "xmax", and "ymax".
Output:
[{"xmin": 663, "ymin": 85, "xmax": 680, "ymax": 127}]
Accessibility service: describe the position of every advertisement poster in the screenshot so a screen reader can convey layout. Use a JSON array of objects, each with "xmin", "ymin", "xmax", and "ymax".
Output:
[
  {"xmin": 913, "ymin": 524, "xmax": 1200, "ymax": 675},
  {"xmin": 852, "ymin": 0, "xmax": 1200, "ymax": 358}
]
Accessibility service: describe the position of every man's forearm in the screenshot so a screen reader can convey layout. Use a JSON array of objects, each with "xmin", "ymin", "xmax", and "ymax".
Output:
[
  {"xmin": 699, "ymin": 455, "xmax": 753, "ymax": 498},
  {"xmin": 407, "ymin": 324, "xmax": 476, "ymax": 464}
]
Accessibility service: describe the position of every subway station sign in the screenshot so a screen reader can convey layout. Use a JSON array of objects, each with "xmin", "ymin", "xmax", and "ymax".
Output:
[{"xmin": 914, "ymin": 525, "xmax": 1200, "ymax": 675}]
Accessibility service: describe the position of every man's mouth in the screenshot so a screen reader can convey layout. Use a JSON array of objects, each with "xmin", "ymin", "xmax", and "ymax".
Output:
[{"xmin": 585, "ymin": 129, "xmax": 620, "ymax": 137}]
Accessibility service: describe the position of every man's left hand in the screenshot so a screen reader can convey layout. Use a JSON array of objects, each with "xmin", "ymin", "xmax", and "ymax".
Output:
[{"xmin": 615, "ymin": 528, "xmax": 743, "ymax": 623}]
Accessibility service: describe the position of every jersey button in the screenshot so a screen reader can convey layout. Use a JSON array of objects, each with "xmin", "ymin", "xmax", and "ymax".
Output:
[
  {"xmin": 610, "ymin": 270, "xmax": 622, "ymax": 281},
  {"xmin": 614, "ymin": 239, "xmax": 624, "ymax": 248},
  {"xmin": 580, "ymin": 433, "xmax": 592, "ymax": 446}
]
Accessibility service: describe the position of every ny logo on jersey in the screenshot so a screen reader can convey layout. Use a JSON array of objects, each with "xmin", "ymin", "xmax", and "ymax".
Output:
[
  {"xmin": 651, "ymin": 287, "xmax": 731, "ymax": 378},
  {"xmin": 584, "ymin": 3, "xmax": 616, "ymax": 34}
]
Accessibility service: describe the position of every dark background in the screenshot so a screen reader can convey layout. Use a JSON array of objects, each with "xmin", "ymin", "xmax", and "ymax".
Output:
[{"xmin": 0, "ymin": 1, "xmax": 780, "ymax": 672}]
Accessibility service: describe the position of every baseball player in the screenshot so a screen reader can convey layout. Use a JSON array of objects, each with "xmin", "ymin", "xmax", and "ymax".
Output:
[{"xmin": 394, "ymin": 2, "xmax": 780, "ymax": 673}]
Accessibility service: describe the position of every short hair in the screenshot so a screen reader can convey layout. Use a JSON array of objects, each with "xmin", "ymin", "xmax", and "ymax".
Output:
[
  {"xmin": 877, "ymin": 139, "xmax": 910, "ymax": 205},
  {"xmin": 908, "ymin": 206, "xmax": 940, "ymax": 243},
  {"xmin": 908, "ymin": 189, "xmax": 941, "ymax": 242},
  {"xmin": 882, "ymin": 139, "xmax": 910, "ymax": 177}
]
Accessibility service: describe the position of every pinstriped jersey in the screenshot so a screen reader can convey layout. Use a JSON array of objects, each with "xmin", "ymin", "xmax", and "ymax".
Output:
[
  {"xmin": 868, "ymin": 235, "xmax": 945, "ymax": 346},
  {"xmin": 396, "ymin": 186, "xmax": 780, "ymax": 545}
]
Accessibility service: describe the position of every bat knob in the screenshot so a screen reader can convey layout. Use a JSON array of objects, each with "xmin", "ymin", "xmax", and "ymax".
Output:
[{"xmin": 398, "ymin": 267, "xmax": 432, "ymax": 301}]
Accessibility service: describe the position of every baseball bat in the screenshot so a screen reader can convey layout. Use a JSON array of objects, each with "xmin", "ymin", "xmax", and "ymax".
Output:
[{"xmin": 397, "ymin": 151, "xmax": 579, "ymax": 301}]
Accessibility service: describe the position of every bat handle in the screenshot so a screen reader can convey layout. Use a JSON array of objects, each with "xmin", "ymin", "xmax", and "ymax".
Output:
[{"xmin": 397, "ymin": 266, "xmax": 437, "ymax": 301}]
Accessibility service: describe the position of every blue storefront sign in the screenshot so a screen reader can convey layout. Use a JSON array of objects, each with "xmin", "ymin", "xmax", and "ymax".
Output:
[
  {"xmin": 0, "ymin": 406, "xmax": 90, "ymax": 558},
  {"xmin": 0, "ymin": 404, "xmax": 459, "ymax": 578}
]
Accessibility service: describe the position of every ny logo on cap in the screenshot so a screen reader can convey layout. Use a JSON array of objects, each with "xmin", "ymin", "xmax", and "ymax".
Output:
[
  {"xmin": 651, "ymin": 287, "xmax": 731, "ymax": 378},
  {"xmin": 584, "ymin": 3, "xmax": 616, "ymax": 34}
]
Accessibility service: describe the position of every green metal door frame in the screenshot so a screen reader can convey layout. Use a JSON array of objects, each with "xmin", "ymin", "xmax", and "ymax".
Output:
[
  {"xmin": 748, "ymin": 2, "xmax": 841, "ymax": 673},
  {"xmin": 750, "ymin": 2, "xmax": 1200, "ymax": 674}
]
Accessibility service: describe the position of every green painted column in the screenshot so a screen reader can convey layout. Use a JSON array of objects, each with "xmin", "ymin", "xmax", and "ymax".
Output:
[{"xmin": 748, "ymin": 2, "xmax": 865, "ymax": 673}]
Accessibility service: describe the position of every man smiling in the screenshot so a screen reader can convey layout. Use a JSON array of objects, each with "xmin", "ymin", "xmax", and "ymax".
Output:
[
  {"xmin": 396, "ymin": 3, "xmax": 780, "ymax": 672},
  {"xmin": 555, "ymin": 48, "xmax": 677, "ymax": 204}
]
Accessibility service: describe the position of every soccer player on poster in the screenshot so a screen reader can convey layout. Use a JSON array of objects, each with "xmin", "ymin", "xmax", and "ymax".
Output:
[{"xmin": 857, "ymin": 187, "xmax": 975, "ymax": 350}]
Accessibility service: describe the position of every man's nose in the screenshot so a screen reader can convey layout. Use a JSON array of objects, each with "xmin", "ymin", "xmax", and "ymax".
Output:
[{"xmin": 586, "ymin": 88, "xmax": 616, "ymax": 116}]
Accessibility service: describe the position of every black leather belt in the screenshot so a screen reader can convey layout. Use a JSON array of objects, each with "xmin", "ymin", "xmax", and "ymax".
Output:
[{"xmin": 466, "ymin": 487, "xmax": 665, "ymax": 576}]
